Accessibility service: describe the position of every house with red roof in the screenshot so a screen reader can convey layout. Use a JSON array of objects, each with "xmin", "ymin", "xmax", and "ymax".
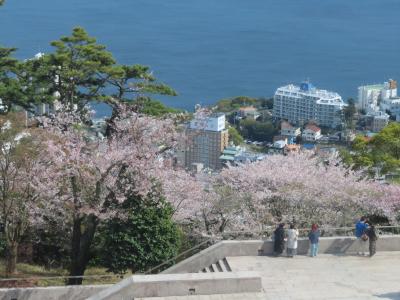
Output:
[{"xmin": 302, "ymin": 124, "xmax": 322, "ymax": 141}]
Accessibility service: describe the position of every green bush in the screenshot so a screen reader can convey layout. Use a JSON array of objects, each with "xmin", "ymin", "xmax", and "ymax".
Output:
[{"xmin": 95, "ymin": 186, "xmax": 181, "ymax": 274}]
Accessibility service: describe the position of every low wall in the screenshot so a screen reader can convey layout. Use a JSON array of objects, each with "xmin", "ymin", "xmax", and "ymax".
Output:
[
  {"xmin": 164, "ymin": 235, "xmax": 400, "ymax": 274},
  {"xmin": 0, "ymin": 285, "xmax": 110, "ymax": 300},
  {"xmin": 87, "ymin": 272, "xmax": 262, "ymax": 300}
]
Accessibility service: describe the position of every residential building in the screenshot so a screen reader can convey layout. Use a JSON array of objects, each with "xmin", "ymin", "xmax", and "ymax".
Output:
[
  {"xmin": 357, "ymin": 84, "xmax": 384, "ymax": 113},
  {"xmin": 372, "ymin": 111, "xmax": 390, "ymax": 132},
  {"xmin": 238, "ymin": 106, "xmax": 260, "ymax": 120},
  {"xmin": 280, "ymin": 121, "xmax": 301, "ymax": 137},
  {"xmin": 358, "ymin": 79, "xmax": 400, "ymax": 119},
  {"xmin": 268, "ymin": 140, "xmax": 287, "ymax": 155},
  {"xmin": 185, "ymin": 113, "xmax": 229, "ymax": 170},
  {"xmin": 219, "ymin": 146, "xmax": 265, "ymax": 165},
  {"xmin": 302, "ymin": 124, "xmax": 322, "ymax": 142},
  {"xmin": 273, "ymin": 82, "xmax": 346, "ymax": 128},
  {"xmin": 380, "ymin": 80, "xmax": 400, "ymax": 119},
  {"xmin": 189, "ymin": 112, "xmax": 226, "ymax": 131},
  {"xmin": 273, "ymin": 135, "xmax": 289, "ymax": 144}
]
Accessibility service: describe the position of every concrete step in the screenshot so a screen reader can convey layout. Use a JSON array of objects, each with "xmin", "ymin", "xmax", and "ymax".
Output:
[
  {"xmin": 197, "ymin": 258, "xmax": 232, "ymax": 273},
  {"xmin": 211, "ymin": 263, "xmax": 220, "ymax": 272},
  {"xmin": 221, "ymin": 258, "xmax": 232, "ymax": 272},
  {"xmin": 217, "ymin": 260, "xmax": 228, "ymax": 272}
]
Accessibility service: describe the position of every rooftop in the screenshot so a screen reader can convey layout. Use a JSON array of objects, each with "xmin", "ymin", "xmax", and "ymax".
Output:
[
  {"xmin": 305, "ymin": 124, "xmax": 321, "ymax": 132},
  {"xmin": 276, "ymin": 83, "xmax": 342, "ymax": 101},
  {"xmin": 239, "ymin": 106, "xmax": 257, "ymax": 111},
  {"xmin": 281, "ymin": 121, "xmax": 295, "ymax": 130},
  {"xmin": 359, "ymin": 84, "xmax": 385, "ymax": 90}
]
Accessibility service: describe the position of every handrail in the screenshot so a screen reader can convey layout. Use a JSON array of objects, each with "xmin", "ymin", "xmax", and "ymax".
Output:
[
  {"xmin": 222, "ymin": 225, "xmax": 400, "ymax": 236},
  {"xmin": 144, "ymin": 237, "xmax": 217, "ymax": 274}
]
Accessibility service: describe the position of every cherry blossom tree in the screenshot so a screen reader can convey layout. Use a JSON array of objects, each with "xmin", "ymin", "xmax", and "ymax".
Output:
[
  {"xmin": 204, "ymin": 153, "xmax": 400, "ymax": 234},
  {"xmin": 160, "ymin": 169, "xmax": 205, "ymax": 222},
  {"xmin": 0, "ymin": 113, "xmax": 45, "ymax": 276},
  {"xmin": 36, "ymin": 103, "xmax": 199, "ymax": 284}
]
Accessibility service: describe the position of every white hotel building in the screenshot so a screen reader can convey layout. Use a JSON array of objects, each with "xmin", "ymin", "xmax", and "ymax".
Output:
[{"xmin": 273, "ymin": 82, "xmax": 346, "ymax": 128}]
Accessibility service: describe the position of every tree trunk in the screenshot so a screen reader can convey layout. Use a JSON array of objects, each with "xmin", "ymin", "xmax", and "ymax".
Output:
[
  {"xmin": 5, "ymin": 241, "xmax": 18, "ymax": 276},
  {"xmin": 68, "ymin": 214, "xmax": 98, "ymax": 285}
]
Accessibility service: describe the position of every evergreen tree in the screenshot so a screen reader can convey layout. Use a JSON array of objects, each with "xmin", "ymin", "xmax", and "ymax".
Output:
[
  {"xmin": 40, "ymin": 27, "xmax": 116, "ymax": 117},
  {"xmin": 95, "ymin": 185, "xmax": 181, "ymax": 274}
]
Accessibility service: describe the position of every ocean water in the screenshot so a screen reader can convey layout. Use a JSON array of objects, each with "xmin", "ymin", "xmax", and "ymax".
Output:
[{"xmin": 1, "ymin": 0, "xmax": 400, "ymax": 117}]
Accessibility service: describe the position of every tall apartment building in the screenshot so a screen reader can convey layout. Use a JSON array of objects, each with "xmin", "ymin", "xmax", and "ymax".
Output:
[
  {"xmin": 184, "ymin": 113, "xmax": 229, "ymax": 170},
  {"xmin": 380, "ymin": 80, "xmax": 400, "ymax": 119},
  {"xmin": 358, "ymin": 79, "xmax": 400, "ymax": 120},
  {"xmin": 273, "ymin": 82, "xmax": 346, "ymax": 128},
  {"xmin": 357, "ymin": 84, "xmax": 384, "ymax": 113}
]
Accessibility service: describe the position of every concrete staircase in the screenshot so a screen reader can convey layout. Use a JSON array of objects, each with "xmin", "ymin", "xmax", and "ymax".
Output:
[{"xmin": 199, "ymin": 257, "xmax": 231, "ymax": 273}]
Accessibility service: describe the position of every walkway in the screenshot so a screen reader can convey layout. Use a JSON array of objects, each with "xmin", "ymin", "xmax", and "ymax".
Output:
[
  {"xmin": 138, "ymin": 252, "xmax": 400, "ymax": 300},
  {"xmin": 228, "ymin": 252, "xmax": 400, "ymax": 300}
]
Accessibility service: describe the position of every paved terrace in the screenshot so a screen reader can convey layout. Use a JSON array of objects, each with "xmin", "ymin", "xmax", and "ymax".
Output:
[
  {"xmin": 137, "ymin": 252, "xmax": 400, "ymax": 300},
  {"xmin": 230, "ymin": 252, "xmax": 400, "ymax": 300}
]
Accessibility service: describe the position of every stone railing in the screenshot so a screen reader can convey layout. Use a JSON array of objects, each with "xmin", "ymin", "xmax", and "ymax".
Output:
[{"xmin": 164, "ymin": 235, "xmax": 400, "ymax": 274}]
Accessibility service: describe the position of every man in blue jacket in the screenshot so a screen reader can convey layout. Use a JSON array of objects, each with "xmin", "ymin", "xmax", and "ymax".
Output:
[{"xmin": 355, "ymin": 216, "xmax": 369, "ymax": 256}]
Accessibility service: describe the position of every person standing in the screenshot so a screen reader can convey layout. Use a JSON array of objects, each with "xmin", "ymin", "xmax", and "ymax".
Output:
[
  {"xmin": 355, "ymin": 216, "xmax": 369, "ymax": 256},
  {"xmin": 366, "ymin": 223, "xmax": 378, "ymax": 257},
  {"xmin": 273, "ymin": 223, "xmax": 285, "ymax": 256},
  {"xmin": 308, "ymin": 224, "xmax": 320, "ymax": 257},
  {"xmin": 287, "ymin": 224, "xmax": 299, "ymax": 258}
]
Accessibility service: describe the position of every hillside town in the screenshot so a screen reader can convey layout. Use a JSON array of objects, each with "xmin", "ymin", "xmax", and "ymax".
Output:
[
  {"xmin": 1, "ymin": 4, "xmax": 400, "ymax": 297},
  {"xmin": 173, "ymin": 79, "xmax": 400, "ymax": 186}
]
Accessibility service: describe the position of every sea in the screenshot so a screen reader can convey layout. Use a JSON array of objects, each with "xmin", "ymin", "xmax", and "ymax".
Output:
[{"xmin": 1, "ymin": 0, "xmax": 400, "ymax": 117}]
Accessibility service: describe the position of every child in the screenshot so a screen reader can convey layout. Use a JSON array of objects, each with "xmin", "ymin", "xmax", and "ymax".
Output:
[{"xmin": 308, "ymin": 224, "xmax": 320, "ymax": 257}]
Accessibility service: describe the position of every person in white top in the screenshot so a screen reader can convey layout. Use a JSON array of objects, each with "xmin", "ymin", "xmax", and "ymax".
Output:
[{"xmin": 287, "ymin": 224, "xmax": 299, "ymax": 257}]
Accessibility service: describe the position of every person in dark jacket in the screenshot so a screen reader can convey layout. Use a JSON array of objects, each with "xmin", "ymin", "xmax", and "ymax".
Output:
[
  {"xmin": 273, "ymin": 223, "xmax": 285, "ymax": 256},
  {"xmin": 355, "ymin": 216, "xmax": 369, "ymax": 255},
  {"xmin": 308, "ymin": 224, "xmax": 320, "ymax": 257},
  {"xmin": 366, "ymin": 222, "xmax": 378, "ymax": 257}
]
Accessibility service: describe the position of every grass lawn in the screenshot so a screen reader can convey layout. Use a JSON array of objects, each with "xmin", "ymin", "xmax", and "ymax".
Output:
[{"xmin": 0, "ymin": 261, "xmax": 131, "ymax": 287}]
